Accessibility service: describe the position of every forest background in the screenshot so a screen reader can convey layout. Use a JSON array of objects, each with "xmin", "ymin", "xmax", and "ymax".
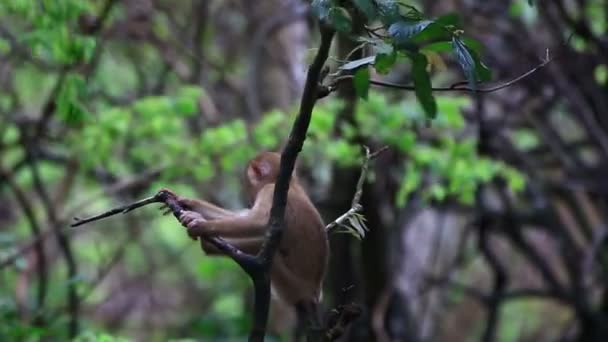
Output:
[{"xmin": 1, "ymin": 0, "xmax": 607, "ymax": 341}]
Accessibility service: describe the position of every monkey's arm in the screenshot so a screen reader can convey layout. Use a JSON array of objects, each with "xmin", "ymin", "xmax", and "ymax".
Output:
[
  {"xmin": 179, "ymin": 210, "xmax": 267, "ymax": 238},
  {"xmin": 178, "ymin": 198, "xmax": 237, "ymax": 220},
  {"xmin": 160, "ymin": 188, "xmax": 237, "ymax": 220},
  {"xmin": 179, "ymin": 210, "xmax": 267, "ymax": 255}
]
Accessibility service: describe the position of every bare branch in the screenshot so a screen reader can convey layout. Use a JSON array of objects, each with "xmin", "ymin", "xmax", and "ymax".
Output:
[{"xmin": 326, "ymin": 146, "xmax": 388, "ymax": 236}]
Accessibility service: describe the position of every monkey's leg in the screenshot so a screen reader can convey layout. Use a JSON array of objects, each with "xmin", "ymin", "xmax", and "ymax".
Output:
[{"xmin": 295, "ymin": 300, "xmax": 322, "ymax": 342}]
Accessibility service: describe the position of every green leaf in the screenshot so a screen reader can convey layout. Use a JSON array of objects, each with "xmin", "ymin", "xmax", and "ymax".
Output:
[
  {"xmin": 411, "ymin": 23, "xmax": 450, "ymax": 43},
  {"xmin": 0, "ymin": 37, "xmax": 10, "ymax": 54},
  {"xmin": 396, "ymin": 163, "xmax": 421, "ymax": 207},
  {"xmin": 462, "ymin": 37, "xmax": 484, "ymax": 54},
  {"xmin": 451, "ymin": 38, "xmax": 491, "ymax": 83},
  {"xmin": 422, "ymin": 41, "xmax": 452, "ymax": 52},
  {"xmin": 374, "ymin": 51, "xmax": 397, "ymax": 74},
  {"xmin": 388, "ymin": 20, "xmax": 432, "ymax": 48},
  {"xmin": 57, "ymin": 73, "xmax": 88, "ymax": 126},
  {"xmin": 213, "ymin": 294, "xmax": 244, "ymax": 319},
  {"xmin": 470, "ymin": 49, "xmax": 492, "ymax": 82},
  {"xmin": 594, "ymin": 64, "xmax": 608, "ymax": 84},
  {"xmin": 503, "ymin": 168, "xmax": 526, "ymax": 192},
  {"xmin": 411, "ymin": 53, "xmax": 437, "ymax": 119},
  {"xmin": 435, "ymin": 13, "xmax": 461, "ymax": 27},
  {"xmin": 254, "ymin": 110, "xmax": 287, "ymax": 147},
  {"xmin": 512, "ymin": 129, "xmax": 540, "ymax": 151},
  {"xmin": 175, "ymin": 85, "xmax": 203, "ymax": 116},
  {"xmin": 353, "ymin": 0, "xmax": 377, "ymax": 19},
  {"xmin": 329, "ymin": 7, "xmax": 352, "ymax": 33},
  {"xmin": 353, "ymin": 67, "xmax": 370, "ymax": 100},
  {"xmin": 429, "ymin": 183, "xmax": 447, "ymax": 201},
  {"xmin": 452, "ymin": 36, "xmax": 476, "ymax": 90}
]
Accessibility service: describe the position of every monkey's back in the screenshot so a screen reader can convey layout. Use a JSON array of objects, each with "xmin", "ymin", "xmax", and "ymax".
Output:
[{"xmin": 270, "ymin": 184, "xmax": 328, "ymax": 305}]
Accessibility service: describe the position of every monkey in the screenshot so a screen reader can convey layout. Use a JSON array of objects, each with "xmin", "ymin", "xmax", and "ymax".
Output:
[{"xmin": 164, "ymin": 152, "xmax": 328, "ymax": 311}]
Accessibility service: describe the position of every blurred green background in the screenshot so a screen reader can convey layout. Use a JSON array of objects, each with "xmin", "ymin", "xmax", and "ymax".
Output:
[{"xmin": 1, "ymin": 0, "xmax": 607, "ymax": 341}]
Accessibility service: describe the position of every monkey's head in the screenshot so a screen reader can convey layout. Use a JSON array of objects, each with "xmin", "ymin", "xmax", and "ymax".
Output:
[
  {"xmin": 245, "ymin": 151, "xmax": 300, "ymax": 202},
  {"xmin": 245, "ymin": 152, "xmax": 280, "ymax": 198}
]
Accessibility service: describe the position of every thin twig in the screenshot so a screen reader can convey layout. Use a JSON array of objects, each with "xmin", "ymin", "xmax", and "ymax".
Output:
[
  {"xmin": 70, "ymin": 190, "xmax": 258, "ymax": 267},
  {"xmin": 0, "ymin": 165, "xmax": 48, "ymax": 315},
  {"xmin": 325, "ymin": 145, "xmax": 388, "ymax": 234},
  {"xmin": 327, "ymin": 49, "xmax": 554, "ymax": 94},
  {"xmin": 0, "ymin": 167, "xmax": 164, "ymax": 269},
  {"xmin": 70, "ymin": 196, "xmax": 161, "ymax": 227}
]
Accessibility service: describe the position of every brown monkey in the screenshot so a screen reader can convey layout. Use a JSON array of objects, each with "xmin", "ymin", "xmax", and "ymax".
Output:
[{"xmin": 166, "ymin": 152, "xmax": 328, "ymax": 307}]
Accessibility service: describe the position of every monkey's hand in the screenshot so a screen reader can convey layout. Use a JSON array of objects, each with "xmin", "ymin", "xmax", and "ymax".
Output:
[
  {"xmin": 178, "ymin": 210, "xmax": 209, "ymax": 240},
  {"xmin": 158, "ymin": 188, "xmax": 194, "ymax": 215},
  {"xmin": 159, "ymin": 187, "xmax": 178, "ymax": 198}
]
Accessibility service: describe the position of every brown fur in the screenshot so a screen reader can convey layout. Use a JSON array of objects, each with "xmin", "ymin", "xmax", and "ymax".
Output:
[{"xmin": 175, "ymin": 152, "xmax": 328, "ymax": 305}]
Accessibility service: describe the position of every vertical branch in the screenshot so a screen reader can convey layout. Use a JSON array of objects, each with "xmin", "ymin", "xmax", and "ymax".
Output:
[
  {"xmin": 477, "ymin": 218, "xmax": 507, "ymax": 342},
  {"xmin": 475, "ymin": 94, "xmax": 506, "ymax": 342},
  {"xmin": 261, "ymin": 24, "xmax": 335, "ymax": 264},
  {"xmin": 0, "ymin": 166, "xmax": 48, "ymax": 320},
  {"xmin": 249, "ymin": 23, "xmax": 334, "ymax": 340},
  {"xmin": 22, "ymin": 130, "xmax": 80, "ymax": 337}
]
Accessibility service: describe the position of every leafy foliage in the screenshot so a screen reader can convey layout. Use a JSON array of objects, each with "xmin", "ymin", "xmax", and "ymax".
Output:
[
  {"xmin": 0, "ymin": 0, "xmax": 534, "ymax": 340},
  {"xmin": 312, "ymin": 0, "xmax": 493, "ymax": 118}
]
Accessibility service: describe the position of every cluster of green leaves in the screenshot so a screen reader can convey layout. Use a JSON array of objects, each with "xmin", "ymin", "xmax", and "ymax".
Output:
[
  {"xmin": 0, "ymin": 1, "xmax": 532, "ymax": 339},
  {"xmin": 0, "ymin": 0, "xmax": 97, "ymax": 65},
  {"xmin": 351, "ymin": 92, "xmax": 524, "ymax": 205},
  {"xmin": 0, "ymin": 292, "xmax": 42, "ymax": 340},
  {"xmin": 79, "ymin": 91, "xmax": 522, "ymax": 207},
  {"xmin": 68, "ymin": 85, "xmax": 204, "ymax": 175},
  {"xmin": 312, "ymin": 0, "xmax": 491, "ymax": 119},
  {"xmin": 74, "ymin": 331, "xmax": 130, "ymax": 342}
]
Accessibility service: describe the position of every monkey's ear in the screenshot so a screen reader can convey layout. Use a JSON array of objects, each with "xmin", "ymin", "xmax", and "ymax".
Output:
[{"xmin": 250, "ymin": 159, "xmax": 272, "ymax": 180}]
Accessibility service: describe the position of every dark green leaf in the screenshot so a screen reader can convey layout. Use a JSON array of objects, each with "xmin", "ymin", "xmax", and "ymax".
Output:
[
  {"xmin": 462, "ymin": 37, "xmax": 484, "ymax": 54},
  {"xmin": 435, "ymin": 13, "xmax": 461, "ymax": 27},
  {"xmin": 353, "ymin": 67, "xmax": 370, "ymax": 100},
  {"xmin": 411, "ymin": 22, "xmax": 450, "ymax": 43},
  {"xmin": 311, "ymin": 0, "xmax": 331, "ymax": 20},
  {"xmin": 452, "ymin": 36, "xmax": 476, "ymax": 90},
  {"xmin": 353, "ymin": 0, "xmax": 377, "ymax": 19},
  {"xmin": 374, "ymin": 51, "xmax": 397, "ymax": 74},
  {"xmin": 453, "ymin": 37, "xmax": 491, "ymax": 83},
  {"xmin": 329, "ymin": 7, "xmax": 352, "ymax": 33},
  {"xmin": 411, "ymin": 53, "xmax": 437, "ymax": 119},
  {"xmin": 340, "ymin": 56, "xmax": 375, "ymax": 70},
  {"xmin": 60, "ymin": 101, "xmax": 86, "ymax": 126},
  {"xmin": 375, "ymin": 0, "xmax": 400, "ymax": 24},
  {"xmin": 400, "ymin": 4, "xmax": 424, "ymax": 21},
  {"xmin": 57, "ymin": 74, "xmax": 87, "ymax": 126},
  {"xmin": 473, "ymin": 54, "xmax": 492, "ymax": 82},
  {"xmin": 421, "ymin": 41, "xmax": 452, "ymax": 52},
  {"xmin": 389, "ymin": 20, "xmax": 433, "ymax": 46}
]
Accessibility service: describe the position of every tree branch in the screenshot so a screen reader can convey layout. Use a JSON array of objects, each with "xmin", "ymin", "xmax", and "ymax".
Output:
[
  {"xmin": 325, "ymin": 145, "xmax": 388, "ymax": 236},
  {"xmin": 326, "ymin": 49, "xmax": 554, "ymax": 95},
  {"xmin": 247, "ymin": 24, "xmax": 335, "ymax": 341}
]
